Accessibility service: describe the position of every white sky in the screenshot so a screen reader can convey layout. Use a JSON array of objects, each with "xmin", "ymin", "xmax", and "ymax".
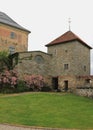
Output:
[{"xmin": 0, "ymin": 0, "xmax": 93, "ymax": 74}]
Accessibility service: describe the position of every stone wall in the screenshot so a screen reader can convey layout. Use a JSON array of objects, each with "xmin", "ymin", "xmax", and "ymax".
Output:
[
  {"xmin": 15, "ymin": 51, "xmax": 52, "ymax": 87},
  {"xmin": 75, "ymin": 88, "xmax": 93, "ymax": 98},
  {"xmin": 76, "ymin": 76, "xmax": 93, "ymax": 88},
  {"xmin": 58, "ymin": 75, "xmax": 77, "ymax": 91},
  {"xmin": 0, "ymin": 23, "xmax": 29, "ymax": 53},
  {"xmin": 74, "ymin": 76, "xmax": 93, "ymax": 98},
  {"xmin": 58, "ymin": 75, "xmax": 93, "ymax": 98},
  {"xmin": 58, "ymin": 75, "xmax": 93, "ymax": 92}
]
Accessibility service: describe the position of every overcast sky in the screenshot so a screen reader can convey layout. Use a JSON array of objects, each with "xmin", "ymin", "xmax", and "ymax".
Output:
[{"xmin": 0, "ymin": 0, "xmax": 93, "ymax": 74}]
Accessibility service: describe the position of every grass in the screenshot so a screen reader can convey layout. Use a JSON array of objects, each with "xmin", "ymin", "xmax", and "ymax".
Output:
[{"xmin": 0, "ymin": 92, "xmax": 93, "ymax": 129}]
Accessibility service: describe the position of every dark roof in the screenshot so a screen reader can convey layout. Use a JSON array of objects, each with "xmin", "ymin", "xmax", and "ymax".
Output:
[
  {"xmin": 45, "ymin": 31, "xmax": 92, "ymax": 49},
  {"xmin": 78, "ymin": 75, "xmax": 93, "ymax": 79},
  {"xmin": 0, "ymin": 12, "xmax": 30, "ymax": 33}
]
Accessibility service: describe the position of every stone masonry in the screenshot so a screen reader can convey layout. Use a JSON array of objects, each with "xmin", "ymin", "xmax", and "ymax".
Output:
[
  {"xmin": 14, "ymin": 31, "xmax": 93, "ymax": 91},
  {"xmin": 47, "ymin": 40, "xmax": 90, "ymax": 76},
  {"xmin": 15, "ymin": 51, "xmax": 53, "ymax": 87}
]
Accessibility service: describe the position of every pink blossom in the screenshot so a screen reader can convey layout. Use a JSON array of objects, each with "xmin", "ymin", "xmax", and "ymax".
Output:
[
  {"xmin": 23, "ymin": 74, "xmax": 45, "ymax": 90},
  {"xmin": 0, "ymin": 69, "xmax": 18, "ymax": 87},
  {"xmin": 11, "ymin": 76, "xmax": 17, "ymax": 85},
  {"xmin": 3, "ymin": 77, "xmax": 9, "ymax": 83}
]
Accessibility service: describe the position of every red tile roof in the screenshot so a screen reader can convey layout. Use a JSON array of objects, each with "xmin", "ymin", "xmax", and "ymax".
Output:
[
  {"xmin": 78, "ymin": 75, "xmax": 93, "ymax": 79},
  {"xmin": 45, "ymin": 31, "xmax": 92, "ymax": 49}
]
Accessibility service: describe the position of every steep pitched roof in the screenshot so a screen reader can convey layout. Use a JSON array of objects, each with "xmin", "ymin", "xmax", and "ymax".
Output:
[
  {"xmin": 45, "ymin": 31, "xmax": 92, "ymax": 49},
  {"xmin": 0, "ymin": 12, "xmax": 30, "ymax": 33}
]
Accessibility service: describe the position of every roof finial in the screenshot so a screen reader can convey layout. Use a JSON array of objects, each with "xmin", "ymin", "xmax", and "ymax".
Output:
[{"xmin": 68, "ymin": 18, "xmax": 71, "ymax": 31}]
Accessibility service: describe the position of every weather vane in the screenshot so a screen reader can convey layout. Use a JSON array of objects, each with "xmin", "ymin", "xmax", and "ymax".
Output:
[{"xmin": 68, "ymin": 18, "xmax": 71, "ymax": 31}]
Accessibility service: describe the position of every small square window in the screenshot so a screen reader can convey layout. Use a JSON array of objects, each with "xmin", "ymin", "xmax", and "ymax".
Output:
[
  {"xmin": 65, "ymin": 50, "xmax": 68, "ymax": 53},
  {"xmin": 55, "ymin": 49, "xmax": 57, "ymax": 55},
  {"xmin": 9, "ymin": 46, "xmax": 15, "ymax": 54},
  {"xmin": 10, "ymin": 32, "xmax": 16, "ymax": 39},
  {"xmin": 84, "ymin": 66, "xmax": 86, "ymax": 71},
  {"xmin": 64, "ymin": 64, "xmax": 69, "ymax": 70}
]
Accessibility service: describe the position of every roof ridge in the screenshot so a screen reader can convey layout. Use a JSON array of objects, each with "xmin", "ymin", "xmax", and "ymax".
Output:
[
  {"xmin": 45, "ymin": 31, "xmax": 92, "ymax": 49},
  {"xmin": 0, "ymin": 12, "xmax": 30, "ymax": 33}
]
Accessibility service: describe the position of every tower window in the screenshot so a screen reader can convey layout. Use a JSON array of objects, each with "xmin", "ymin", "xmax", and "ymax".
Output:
[
  {"xmin": 64, "ymin": 64, "xmax": 69, "ymax": 70},
  {"xmin": 65, "ymin": 50, "xmax": 68, "ymax": 53},
  {"xmin": 84, "ymin": 65, "xmax": 86, "ymax": 71},
  {"xmin": 55, "ymin": 49, "xmax": 57, "ymax": 55}
]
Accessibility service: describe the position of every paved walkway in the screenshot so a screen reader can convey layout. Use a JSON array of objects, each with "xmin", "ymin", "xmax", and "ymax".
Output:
[{"xmin": 0, "ymin": 124, "xmax": 79, "ymax": 130}]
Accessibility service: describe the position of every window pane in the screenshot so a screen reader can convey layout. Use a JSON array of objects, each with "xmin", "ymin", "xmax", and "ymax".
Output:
[
  {"xmin": 10, "ymin": 32, "xmax": 16, "ymax": 39},
  {"xmin": 64, "ymin": 64, "xmax": 69, "ymax": 69}
]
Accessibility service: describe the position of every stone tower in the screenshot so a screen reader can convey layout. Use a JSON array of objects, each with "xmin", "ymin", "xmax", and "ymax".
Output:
[
  {"xmin": 0, "ymin": 12, "xmax": 30, "ymax": 53},
  {"xmin": 46, "ymin": 31, "xmax": 92, "ymax": 90},
  {"xmin": 46, "ymin": 31, "xmax": 92, "ymax": 76}
]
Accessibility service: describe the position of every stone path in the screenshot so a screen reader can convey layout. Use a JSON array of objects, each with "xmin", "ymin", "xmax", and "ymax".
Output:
[{"xmin": 0, "ymin": 124, "xmax": 79, "ymax": 130}]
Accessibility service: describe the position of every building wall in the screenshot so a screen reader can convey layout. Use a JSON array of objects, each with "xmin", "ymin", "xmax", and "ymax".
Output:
[
  {"xmin": 15, "ymin": 51, "xmax": 52, "ymax": 87},
  {"xmin": 0, "ymin": 23, "xmax": 29, "ymax": 53},
  {"xmin": 58, "ymin": 75, "xmax": 77, "ymax": 91},
  {"xmin": 58, "ymin": 75, "xmax": 93, "ymax": 91},
  {"xmin": 47, "ymin": 41, "xmax": 90, "ymax": 76},
  {"xmin": 75, "ymin": 89, "xmax": 93, "ymax": 97}
]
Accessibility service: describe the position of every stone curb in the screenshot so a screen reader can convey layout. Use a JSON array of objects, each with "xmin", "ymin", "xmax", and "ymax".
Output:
[{"xmin": 0, "ymin": 124, "xmax": 79, "ymax": 130}]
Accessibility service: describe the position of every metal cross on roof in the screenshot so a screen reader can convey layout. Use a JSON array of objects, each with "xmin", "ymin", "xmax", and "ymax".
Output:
[{"xmin": 68, "ymin": 18, "xmax": 71, "ymax": 31}]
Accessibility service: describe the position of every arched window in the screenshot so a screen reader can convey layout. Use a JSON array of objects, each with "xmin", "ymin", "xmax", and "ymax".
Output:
[{"xmin": 34, "ymin": 55, "xmax": 44, "ymax": 64}]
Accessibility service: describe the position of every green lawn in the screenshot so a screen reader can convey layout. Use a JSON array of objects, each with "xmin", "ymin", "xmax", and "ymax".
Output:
[{"xmin": 0, "ymin": 92, "xmax": 93, "ymax": 129}]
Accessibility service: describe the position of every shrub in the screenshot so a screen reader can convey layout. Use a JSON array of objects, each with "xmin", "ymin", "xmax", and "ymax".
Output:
[
  {"xmin": 0, "ymin": 71, "xmax": 51, "ymax": 93},
  {"xmin": 0, "ymin": 69, "xmax": 18, "ymax": 93},
  {"xmin": 16, "ymin": 80, "xmax": 30, "ymax": 92},
  {"xmin": 41, "ymin": 86, "xmax": 52, "ymax": 92},
  {"xmin": 24, "ymin": 74, "xmax": 46, "ymax": 91}
]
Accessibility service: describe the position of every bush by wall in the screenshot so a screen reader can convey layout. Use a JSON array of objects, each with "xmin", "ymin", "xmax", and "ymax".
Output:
[
  {"xmin": 0, "ymin": 71, "xmax": 52, "ymax": 93},
  {"xmin": 0, "ymin": 69, "xmax": 18, "ymax": 93}
]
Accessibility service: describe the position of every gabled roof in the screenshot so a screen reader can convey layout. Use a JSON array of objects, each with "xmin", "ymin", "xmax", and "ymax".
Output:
[
  {"xmin": 45, "ymin": 31, "xmax": 92, "ymax": 49},
  {"xmin": 0, "ymin": 12, "xmax": 30, "ymax": 33}
]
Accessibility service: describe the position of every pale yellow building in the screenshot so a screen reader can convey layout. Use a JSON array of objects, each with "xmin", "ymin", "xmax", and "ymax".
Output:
[{"xmin": 0, "ymin": 12, "xmax": 30, "ymax": 53}]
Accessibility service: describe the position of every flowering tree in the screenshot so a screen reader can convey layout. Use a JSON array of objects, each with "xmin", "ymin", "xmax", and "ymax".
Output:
[
  {"xmin": 0, "ymin": 69, "xmax": 18, "ymax": 89},
  {"xmin": 24, "ymin": 74, "xmax": 45, "ymax": 91}
]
